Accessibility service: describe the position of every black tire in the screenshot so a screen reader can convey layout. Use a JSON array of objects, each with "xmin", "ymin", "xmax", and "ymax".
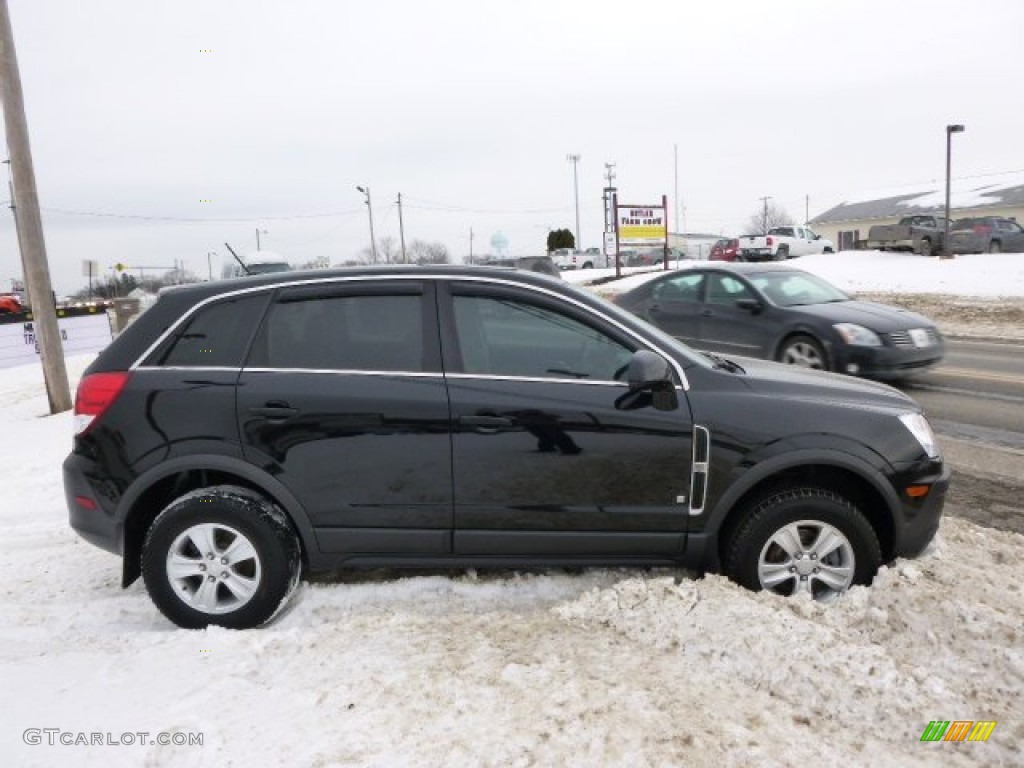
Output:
[
  {"xmin": 989, "ymin": 240, "xmax": 1002, "ymax": 254},
  {"xmin": 823, "ymin": 247, "xmax": 834, "ymax": 254},
  {"xmin": 142, "ymin": 486, "xmax": 301, "ymax": 629},
  {"xmin": 581, "ymin": 261, "xmax": 593, "ymax": 270},
  {"xmin": 774, "ymin": 245, "xmax": 789, "ymax": 261},
  {"xmin": 724, "ymin": 487, "xmax": 881, "ymax": 601},
  {"xmin": 918, "ymin": 239, "xmax": 932, "ymax": 257},
  {"xmin": 776, "ymin": 333, "xmax": 828, "ymax": 370}
]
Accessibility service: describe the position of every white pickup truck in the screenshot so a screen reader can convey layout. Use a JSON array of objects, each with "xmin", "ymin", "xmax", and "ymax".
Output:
[
  {"xmin": 738, "ymin": 226, "xmax": 835, "ymax": 261},
  {"xmin": 550, "ymin": 248, "xmax": 603, "ymax": 270}
]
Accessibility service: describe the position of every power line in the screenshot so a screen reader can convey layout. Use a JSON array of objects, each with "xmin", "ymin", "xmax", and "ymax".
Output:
[{"xmin": 36, "ymin": 206, "xmax": 365, "ymax": 223}]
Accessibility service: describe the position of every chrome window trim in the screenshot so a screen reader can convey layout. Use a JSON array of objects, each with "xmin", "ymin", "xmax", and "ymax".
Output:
[
  {"xmin": 445, "ymin": 373, "xmax": 632, "ymax": 387},
  {"xmin": 241, "ymin": 368, "xmax": 445, "ymax": 379},
  {"xmin": 133, "ymin": 366, "xmax": 243, "ymax": 373},
  {"xmin": 129, "ymin": 272, "xmax": 691, "ymax": 390}
]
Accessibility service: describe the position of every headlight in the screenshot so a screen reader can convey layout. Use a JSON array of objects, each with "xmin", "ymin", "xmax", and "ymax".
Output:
[
  {"xmin": 834, "ymin": 323, "xmax": 882, "ymax": 346},
  {"xmin": 899, "ymin": 413, "xmax": 940, "ymax": 459}
]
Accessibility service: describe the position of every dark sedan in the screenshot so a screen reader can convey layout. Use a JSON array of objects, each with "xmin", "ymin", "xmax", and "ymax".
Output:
[
  {"xmin": 948, "ymin": 217, "xmax": 1024, "ymax": 254},
  {"xmin": 614, "ymin": 263, "xmax": 944, "ymax": 379}
]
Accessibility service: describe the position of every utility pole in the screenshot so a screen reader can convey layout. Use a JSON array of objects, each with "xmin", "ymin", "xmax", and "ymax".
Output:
[
  {"xmin": 207, "ymin": 252, "xmax": 215, "ymax": 281},
  {"xmin": 805, "ymin": 194, "xmax": 809, "ymax": 225},
  {"xmin": 673, "ymin": 143, "xmax": 679, "ymax": 237},
  {"xmin": 759, "ymin": 196, "xmax": 772, "ymax": 234},
  {"xmin": 396, "ymin": 192, "xmax": 407, "ymax": 263},
  {"xmin": 256, "ymin": 227, "xmax": 267, "ymax": 251},
  {"xmin": 356, "ymin": 185, "xmax": 377, "ymax": 262},
  {"xmin": 469, "ymin": 227, "xmax": 474, "ymax": 264},
  {"xmin": 603, "ymin": 162, "xmax": 617, "ymax": 270},
  {"xmin": 0, "ymin": 0, "xmax": 70, "ymax": 412},
  {"xmin": 567, "ymin": 153, "xmax": 581, "ymax": 250}
]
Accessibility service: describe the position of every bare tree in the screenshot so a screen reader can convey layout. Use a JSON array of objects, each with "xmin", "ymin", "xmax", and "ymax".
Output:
[
  {"xmin": 408, "ymin": 239, "xmax": 450, "ymax": 264},
  {"xmin": 377, "ymin": 236, "xmax": 399, "ymax": 264},
  {"xmin": 745, "ymin": 201, "xmax": 795, "ymax": 235}
]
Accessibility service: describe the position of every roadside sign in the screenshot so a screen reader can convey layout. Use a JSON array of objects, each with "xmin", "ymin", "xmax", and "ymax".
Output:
[{"xmin": 603, "ymin": 231, "xmax": 617, "ymax": 255}]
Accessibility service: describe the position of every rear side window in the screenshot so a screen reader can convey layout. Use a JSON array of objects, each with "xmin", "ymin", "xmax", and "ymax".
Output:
[
  {"xmin": 249, "ymin": 294, "xmax": 424, "ymax": 371},
  {"xmin": 147, "ymin": 293, "xmax": 267, "ymax": 367}
]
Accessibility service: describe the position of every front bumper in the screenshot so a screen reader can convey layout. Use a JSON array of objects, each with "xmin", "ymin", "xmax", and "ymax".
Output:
[
  {"xmin": 892, "ymin": 463, "xmax": 950, "ymax": 558},
  {"xmin": 830, "ymin": 340, "xmax": 945, "ymax": 380}
]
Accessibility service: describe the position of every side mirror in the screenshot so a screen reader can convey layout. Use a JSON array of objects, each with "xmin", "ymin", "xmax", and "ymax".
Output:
[
  {"xmin": 735, "ymin": 297, "xmax": 763, "ymax": 314},
  {"xmin": 623, "ymin": 350, "xmax": 678, "ymax": 411}
]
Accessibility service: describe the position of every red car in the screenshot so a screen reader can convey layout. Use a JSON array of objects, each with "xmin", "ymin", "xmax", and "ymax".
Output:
[
  {"xmin": 0, "ymin": 292, "xmax": 24, "ymax": 314},
  {"xmin": 709, "ymin": 238, "xmax": 740, "ymax": 261}
]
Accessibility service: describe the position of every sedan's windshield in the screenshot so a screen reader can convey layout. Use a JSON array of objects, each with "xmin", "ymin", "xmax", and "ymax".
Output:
[{"xmin": 749, "ymin": 271, "xmax": 850, "ymax": 307}]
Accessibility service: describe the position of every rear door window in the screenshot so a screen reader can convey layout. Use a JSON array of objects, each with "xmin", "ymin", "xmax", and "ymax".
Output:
[{"xmin": 248, "ymin": 289, "xmax": 426, "ymax": 372}]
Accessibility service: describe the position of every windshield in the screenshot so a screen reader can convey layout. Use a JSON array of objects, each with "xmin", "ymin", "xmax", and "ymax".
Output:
[{"xmin": 748, "ymin": 270, "xmax": 849, "ymax": 307}]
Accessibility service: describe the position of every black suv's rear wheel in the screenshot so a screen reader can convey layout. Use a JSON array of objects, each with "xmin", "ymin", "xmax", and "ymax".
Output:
[
  {"xmin": 725, "ymin": 488, "xmax": 881, "ymax": 601},
  {"xmin": 142, "ymin": 486, "xmax": 301, "ymax": 629}
]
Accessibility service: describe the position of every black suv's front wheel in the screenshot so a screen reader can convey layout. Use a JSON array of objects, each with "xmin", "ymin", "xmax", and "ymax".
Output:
[
  {"xmin": 725, "ymin": 487, "xmax": 881, "ymax": 602},
  {"xmin": 142, "ymin": 486, "xmax": 301, "ymax": 629}
]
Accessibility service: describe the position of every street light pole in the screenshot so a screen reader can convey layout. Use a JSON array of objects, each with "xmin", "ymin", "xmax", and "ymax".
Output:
[
  {"xmin": 356, "ymin": 186, "xmax": 378, "ymax": 263},
  {"xmin": 943, "ymin": 124, "xmax": 965, "ymax": 259},
  {"xmin": 567, "ymin": 154, "xmax": 581, "ymax": 250}
]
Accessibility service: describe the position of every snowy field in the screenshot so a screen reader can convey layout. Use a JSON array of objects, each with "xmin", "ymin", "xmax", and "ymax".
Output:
[
  {"xmin": 2, "ymin": 252, "xmax": 1023, "ymax": 766},
  {"xmin": 564, "ymin": 249, "xmax": 1024, "ymax": 299}
]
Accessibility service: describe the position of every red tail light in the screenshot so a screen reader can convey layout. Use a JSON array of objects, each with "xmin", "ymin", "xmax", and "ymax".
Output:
[
  {"xmin": 74, "ymin": 372, "xmax": 130, "ymax": 435},
  {"xmin": 767, "ymin": 236, "xmax": 774, "ymax": 246},
  {"xmin": 972, "ymin": 225, "xmax": 991, "ymax": 234}
]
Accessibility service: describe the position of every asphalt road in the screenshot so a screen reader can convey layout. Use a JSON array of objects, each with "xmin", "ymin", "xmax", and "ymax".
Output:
[{"xmin": 896, "ymin": 337, "xmax": 1024, "ymax": 451}]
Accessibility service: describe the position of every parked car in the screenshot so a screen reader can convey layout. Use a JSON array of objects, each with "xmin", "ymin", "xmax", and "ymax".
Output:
[
  {"xmin": 947, "ymin": 217, "xmax": 1024, "ymax": 254},
  {"xmin": 478, "ymin": 255, "xmax": 561, "ymax": 277},
  {"xmin": 865, "ymin": 215, "xmax": 952, "ymax": 256},
  {"xmin": 709, "ymin": 238, "xmax": 740, "ymax": 262},
  {"xmin": 621, "ymin": 248, "xmax": 667, "ymax": 266},
  {"xmin": 0, "ymin": 292, "xmax": 23, "ymax": 314},
  {"xmin": 65, "ymin": 265, "xmax": 948, "ymax": 628},
  {"xmin": 614, "ymin": 263, "xmax": 945, "ymax": 380},
  {"xmin": 738, "ymin": 226, "xmax": 835, "ymax": 261}
]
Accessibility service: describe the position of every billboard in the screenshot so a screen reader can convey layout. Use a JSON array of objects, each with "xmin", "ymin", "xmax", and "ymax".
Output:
[
  {"xmin": 618, "ymin": 205, "xmax": 667, "ymax": 245},
  {"xmin": 0, "ymin": 311, "xmax": 113, "ymax": 369}
]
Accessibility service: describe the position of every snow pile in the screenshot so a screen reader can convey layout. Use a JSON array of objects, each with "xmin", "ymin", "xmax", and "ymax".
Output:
[{"xmin": 1, "ymin": 356, "xmax": 1022, "ymax": 766}]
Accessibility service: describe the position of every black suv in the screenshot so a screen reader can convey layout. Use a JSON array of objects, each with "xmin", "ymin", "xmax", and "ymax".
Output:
[{"xmin": 64, "ymin": 266, "xmax": 949, "ymax": 628}]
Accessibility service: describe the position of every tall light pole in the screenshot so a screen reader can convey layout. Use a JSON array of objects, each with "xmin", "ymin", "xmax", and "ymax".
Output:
[
  {"xmin": 255, "ymin": 227, "xmax": 267, "ymax": 251},
  {"xmin": 356, "ymin": 185, "xmax": 377, "ymax": 263},
  {"xmin": 567, "ymin": 154, "xmax": 581, "ymax": 250},
  {"xmin": 943, "ymin": 124, "xmax": 965, "ymax": 259}
]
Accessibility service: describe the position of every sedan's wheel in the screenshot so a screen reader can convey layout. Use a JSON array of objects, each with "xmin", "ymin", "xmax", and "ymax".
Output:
[
  {"xmin": 989, "ymin": 240, "xmax": 1002, "ymax": 254},
  {"xmin": 725, "ymin": 487, "xmax": 881, "ymax": 602},
  {"xmin": 142, "ymin": 486, "xmax": 301, "ymax": 629},
  {"xmin": 777, "ymin": 334, "xmax": 828, "ymax": 370}
]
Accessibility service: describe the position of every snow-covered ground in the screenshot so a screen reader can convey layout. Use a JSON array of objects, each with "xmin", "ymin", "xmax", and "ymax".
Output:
[
  {"xmin": 2, "ymin": 252, "xmax": 1023, "ymax": 766},
  {"xmin": 563, "ymin": 249, "xmax": 1024, "ymax": 299}
]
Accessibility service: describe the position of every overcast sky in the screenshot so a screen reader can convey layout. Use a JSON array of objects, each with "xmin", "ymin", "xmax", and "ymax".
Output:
[{"xmin": 2, "ymin": 0, "xmax": 1022, "ymax": 294}]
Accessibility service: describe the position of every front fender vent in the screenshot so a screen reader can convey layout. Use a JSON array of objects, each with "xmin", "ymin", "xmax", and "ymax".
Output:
[{"xmin": 689, "ymin": 425, "xmax": 710, "ymax": 516}]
